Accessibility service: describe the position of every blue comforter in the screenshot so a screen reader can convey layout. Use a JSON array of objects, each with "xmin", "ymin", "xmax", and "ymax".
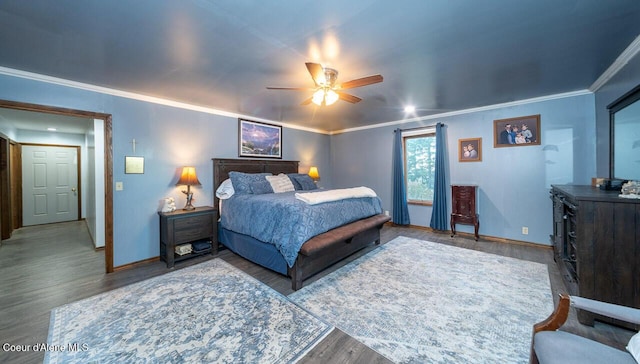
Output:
[{"xmin": 220, "ymin": 190, "xmax": 383, "ymax": 267}]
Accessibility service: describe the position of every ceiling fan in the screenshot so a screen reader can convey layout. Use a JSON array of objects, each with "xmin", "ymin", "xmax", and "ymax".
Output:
[{"xmin": 266, "ymin": 62, "xmax": 383, "ymax": 106}]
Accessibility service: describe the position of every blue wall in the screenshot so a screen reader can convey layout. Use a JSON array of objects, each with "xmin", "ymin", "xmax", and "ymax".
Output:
[
  {"xmin": 331, "ymin": 94, "xmax": 596, "ymax": 245},
  {"xmin": 0, "ymin": 73, "xmax": 331, "ymax": 267}
]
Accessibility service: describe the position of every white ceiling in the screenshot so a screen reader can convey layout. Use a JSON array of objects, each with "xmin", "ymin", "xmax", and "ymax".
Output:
[{"xmin": 1, "ymin": 1, "xmax": 640, "ymax": 132}]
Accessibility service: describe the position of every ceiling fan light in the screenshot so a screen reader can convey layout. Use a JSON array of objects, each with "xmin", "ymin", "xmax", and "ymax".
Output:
[
  {"xmin": 325, "ymin": 89, "xmax": 339, "ymax": 105},
  {"xmin": 312, "ymin": 89, "xmax": 325, "ymax": 105}
]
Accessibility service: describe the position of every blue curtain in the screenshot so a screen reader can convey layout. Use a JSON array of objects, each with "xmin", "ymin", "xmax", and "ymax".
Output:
[
  {"xmin": 430, "ymin": 122, "xmax": 448, "ymax": 230},
  {"xmin": 392, "ymin": 128, "xmax": 410, "ymax": 225}
]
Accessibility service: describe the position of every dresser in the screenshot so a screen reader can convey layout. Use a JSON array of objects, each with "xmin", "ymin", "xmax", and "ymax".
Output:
[
  {"xmin": 450, "ymin": 185, "xmax": 479, "ymax": 241},
  {"xmin": 551, "ymin": 185, "xmax": 640, "ymax": 329},
  {"xmin": 158, "ymin": 206, "xmax": 217, "ymax": 268}
]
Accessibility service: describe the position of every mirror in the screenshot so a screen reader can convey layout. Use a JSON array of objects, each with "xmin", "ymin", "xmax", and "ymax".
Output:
[{"xmin": 608, "ymin": 84, "xmax": 640, "ymax": 181}]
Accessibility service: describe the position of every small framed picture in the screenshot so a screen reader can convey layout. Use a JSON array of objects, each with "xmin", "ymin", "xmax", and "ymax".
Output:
[
  {"xmin": 125, "ymin": 156, "xmax": 144, "ymax": 174},
  {"xmin": 494, "ymin": 114, "xmax": 541, "ymax": 147},
  {"xmin": 458, "ymin": 138, "xmax": 482, "ymax": 162},
  {"xmin": 238, "ymin": 118, "xmax": 282, "ymax": 159}
]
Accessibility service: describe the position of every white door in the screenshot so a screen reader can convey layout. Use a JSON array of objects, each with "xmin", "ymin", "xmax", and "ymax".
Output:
[{"xmin": 22, "ymin": 145, "xmax": 79, "ymax": 226}]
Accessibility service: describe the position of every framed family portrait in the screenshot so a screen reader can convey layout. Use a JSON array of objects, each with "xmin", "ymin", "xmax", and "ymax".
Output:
[
  {"xmin": 458, "ymin": 138, "xmax": 482, "ymax": 162},
  {"xmin": 238, "ymin": 118, "xmax": 282, "ymax": 159},
  {"xmin": 493, "ymin": 114, "xmax": 541, "ymax": 148}
]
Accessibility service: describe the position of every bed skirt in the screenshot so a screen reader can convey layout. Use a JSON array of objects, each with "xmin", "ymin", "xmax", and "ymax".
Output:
[{"xmin": 218, "ymin": 227, "xmax": 288, "ymax": 275}]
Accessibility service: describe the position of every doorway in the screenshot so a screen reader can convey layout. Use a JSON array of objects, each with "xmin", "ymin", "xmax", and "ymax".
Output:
[{"xmin": 0, "ymin": 99, "xmax": 114, "ymax": 272}]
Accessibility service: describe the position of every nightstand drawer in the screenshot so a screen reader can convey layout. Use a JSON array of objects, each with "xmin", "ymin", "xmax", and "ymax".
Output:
[{"xmin": 174, "ymin": 214, "xmax": 214, "ymax": 244}]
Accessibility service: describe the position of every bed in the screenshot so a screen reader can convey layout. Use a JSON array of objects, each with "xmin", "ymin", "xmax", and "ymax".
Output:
[{"xmin": 212, "ymin": 158, "xmax": 390, "ymax": 290}]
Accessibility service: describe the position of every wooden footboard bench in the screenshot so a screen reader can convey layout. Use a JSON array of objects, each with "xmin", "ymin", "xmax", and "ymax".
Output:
[{"xmin": 288, "ymin": 213, "xmax": 391, "ymax": 290}]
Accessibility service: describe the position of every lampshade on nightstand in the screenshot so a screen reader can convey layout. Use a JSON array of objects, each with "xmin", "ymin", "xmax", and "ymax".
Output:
[
  {"xmin": 308, "ymin": 166, "xmax": 320, "ymax": 181},
  {"xmin": 176, "ymin": 166, "xmax": 201, "ymax": 210}
]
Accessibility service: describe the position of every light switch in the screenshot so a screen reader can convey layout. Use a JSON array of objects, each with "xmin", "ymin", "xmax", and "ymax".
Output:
[{"xmin": 116, "ymin": 182, "xmax": 123, "ymax": 191}]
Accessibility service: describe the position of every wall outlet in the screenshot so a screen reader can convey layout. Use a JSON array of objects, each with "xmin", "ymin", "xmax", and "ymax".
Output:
[
  {"xmin": 384, "ymin": 210, "xmax": 390, "ymax": 216},
  {"xmin": 115, "ymin": 181, "xmax": 124, "ymax": 191},
  {"xmin": 522, "ymin": 226, "xmax": 529, "ymax": 235}
]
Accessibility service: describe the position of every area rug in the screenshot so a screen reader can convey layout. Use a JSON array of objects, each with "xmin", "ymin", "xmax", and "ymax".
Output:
[
  {"xmin": 45, "ymin": 259, "xmax": 332, "ymax": 364},
  {"xmin": 288, "ymin": 236, "xmax": 553, "ymax": 363}
]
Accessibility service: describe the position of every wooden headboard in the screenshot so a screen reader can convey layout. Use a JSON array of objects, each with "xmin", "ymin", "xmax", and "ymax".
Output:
[{"xmin": 212, "ymin": 158, "xmax": 299, "ymax": 210}]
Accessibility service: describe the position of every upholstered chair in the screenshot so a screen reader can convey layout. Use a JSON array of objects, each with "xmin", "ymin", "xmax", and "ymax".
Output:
[{"xmin": 530, "ymin": 293, "xmax": 640, "ymax": 364}]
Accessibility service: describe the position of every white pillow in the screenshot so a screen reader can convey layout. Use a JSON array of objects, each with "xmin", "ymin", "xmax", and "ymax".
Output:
[
  {"xmin": 628, "ymin": 331, "xmax": 640, "ymax": 362},
  {"xmin": 215, "ymin": 178, "xmax": 235, "ymax": 199},
  {"xmin": 265, "ymin": 173, "xmax": 295, "ymax": 193}
]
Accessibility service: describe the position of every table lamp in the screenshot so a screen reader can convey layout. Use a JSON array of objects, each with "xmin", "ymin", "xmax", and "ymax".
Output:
[
  {"xmin": 176, "ymin": 166, "xmax": 201, "ymax": 210},
  {"xmin": 308, "ymin": 166, "xmax": 320, "ymax": 181}
]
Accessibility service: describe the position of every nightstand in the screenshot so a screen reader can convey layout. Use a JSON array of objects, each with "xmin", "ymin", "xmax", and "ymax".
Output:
[{"xmin": 158, "ymin": 206, "xmax": 217, "ymax": 268}]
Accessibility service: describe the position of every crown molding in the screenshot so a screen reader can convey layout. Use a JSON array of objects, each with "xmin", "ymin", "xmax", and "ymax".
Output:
[
  {"xmin": 2, "ymin": 52, "xmax": 628, "ymax": 136},
  {"xmin": 589, "ymin": 34, "xmax": 640, "ymax": 92},
  {"xmin": 0, "ymin": 66, "xmax": 330, "ymax": 135},
  {"xmin": 330, "ymin": 89, "xmax": 592, "ymax": 135}
]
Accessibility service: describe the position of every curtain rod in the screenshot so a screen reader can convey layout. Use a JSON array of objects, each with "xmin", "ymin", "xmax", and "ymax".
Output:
[{"xmin": 393, "ymin": 122, "xmax": 445, "ymax": 132}]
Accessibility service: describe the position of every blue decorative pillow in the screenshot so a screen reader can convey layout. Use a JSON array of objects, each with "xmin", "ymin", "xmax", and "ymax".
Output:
[
  {"xmin": 228, "ymin": 172, "xmax": 271, "ymax": 195},
  {"xmin": 251, "ymin": 180, "xmax": 273, "ymax": 195},
  {"xmin": 292, "ymin": 174, "xmax": 318, "ymax": 190},
  {"xmin": 287, "ymin": 173, "xmax": 304, "ymax": 190}
]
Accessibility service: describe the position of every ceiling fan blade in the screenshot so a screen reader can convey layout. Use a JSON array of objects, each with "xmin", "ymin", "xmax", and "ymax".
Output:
[
  {"xmin": 339, "ymin": 75, "xmax": 383, "ymax": 90},
  {"xmin": 266, "ymin": 87, "xmax": 313, "ymax": 91},
  {"xmin": 305, "ymin": 62, "xmax": 325, "ymax": 86},
  {"xmin": 300, "ymin": 96, "xmax": 313, "ymax": 106},
  {"xmin": 337, "ymin": 92, "xmax": 362, "ymax": 104}
]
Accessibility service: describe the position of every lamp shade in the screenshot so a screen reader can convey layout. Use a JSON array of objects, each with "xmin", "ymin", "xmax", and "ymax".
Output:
[
  {"xmin": 325, "ymin": 90, "xmax": 339, "ymax": 105},
  {"xmin": 312, "ymin": 89, "xmax": 325, "ymax": 106},
  {"xmin": 308, "ymin": 166, "xmax": 320, "ymax": 180},
  {"xmin": 311, "ymin": 89, "xmax": 339, "ymax": 106},
  {"xmin": 176, "ymin": 166, "xmax": 201, "ymax": 186}
]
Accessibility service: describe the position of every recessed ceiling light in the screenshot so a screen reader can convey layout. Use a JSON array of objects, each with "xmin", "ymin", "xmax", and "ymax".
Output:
[
  {"xmin": 404, "ymin": 106, "xmax": 416, "ymax": 113},
  {"xmin": 47, "ymin": 127, "xmax": 57, "ymax": 131}
]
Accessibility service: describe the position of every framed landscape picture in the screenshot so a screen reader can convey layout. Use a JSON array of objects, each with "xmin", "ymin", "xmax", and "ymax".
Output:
[
  {"xmin": 493, "ymin": 114, "xmax": 541, "ymax": 148},
  {"xmin": 458, "ymin": 138, "xmax": 482, "ymax": 162},
  {"xmin": 238, "ymin": 119, "xmax": 282, "ymax": 158}
]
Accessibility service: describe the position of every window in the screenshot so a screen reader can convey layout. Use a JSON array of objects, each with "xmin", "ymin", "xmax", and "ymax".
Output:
[{"xmin": 403, "ymin": 132, "xmax": 436, "ymax": 204}]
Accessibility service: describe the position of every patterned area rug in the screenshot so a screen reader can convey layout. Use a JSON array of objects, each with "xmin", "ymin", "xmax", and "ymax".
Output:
[
  {"xmin": 45, "ymin": 259, "xmax": 332, "ymax": 364},
  {"xmin": 289, "ymin": 236, "xmax": 553, "ymax": 363}
]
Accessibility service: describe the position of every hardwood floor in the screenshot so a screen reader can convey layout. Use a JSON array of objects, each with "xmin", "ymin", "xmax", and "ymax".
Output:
[{"xmin": 0, "ymin": 221, "xmax": 634, "ymax": 363}]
